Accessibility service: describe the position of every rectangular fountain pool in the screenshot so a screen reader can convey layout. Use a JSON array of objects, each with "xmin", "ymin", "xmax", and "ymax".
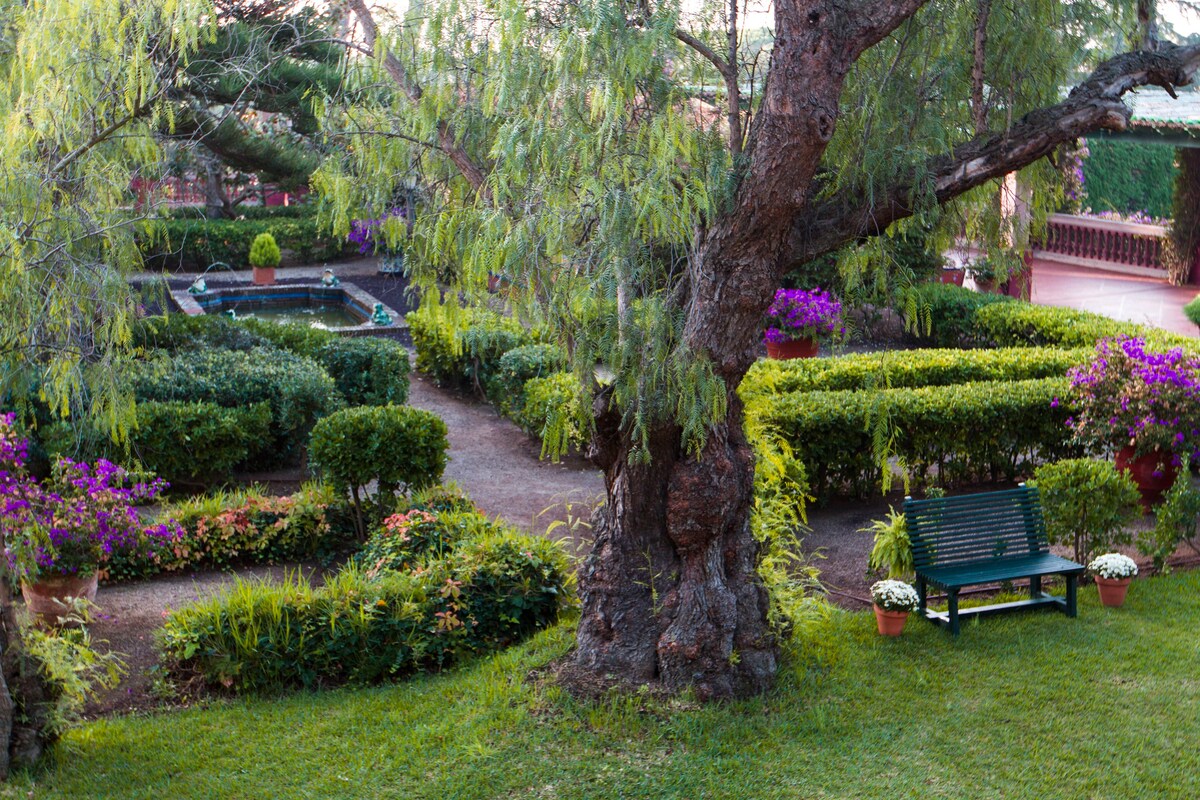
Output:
[{"xmin": 170, "ymin": 283, "xmax": 401, "ymax": 335}]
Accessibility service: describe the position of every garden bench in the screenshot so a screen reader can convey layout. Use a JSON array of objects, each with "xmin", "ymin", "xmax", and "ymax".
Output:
[{"xmin": 903, "ymin": 485, "xmax": 1085, "ymax": 635}]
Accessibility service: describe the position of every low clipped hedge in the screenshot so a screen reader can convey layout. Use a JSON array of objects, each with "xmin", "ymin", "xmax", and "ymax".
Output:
[
  {"xmin": 40, "ymin": 400, "xmax": 272, "ymax": 487},
  {"xmin": 138, "ymin": 216, "xmax": 352, "ymax": 271},
  {"xmin": 136, "ymin": 315, "xmax": 411, "ymax": 407},
  {"xmin": 487, "ymin": 344, "xmax": 565, "ymax": 414},
  {"xmin": 740, "ymin": 347, "xmax": 1089, "ymax": 401},
  {"xmin": 904, "ymin": 283, "xmax": 1197, "ymax": 351},
  {"xmin": 130, "ymin": 347, "xmax": 342, "ymax": 462},
  {"xmin": 159, "ymin": 510, "xmax": 571, "ymax": 693},
  {"xmin": 406, "ymin": 305, "xmax": 538, "ymax": 393},
  {"xmin": 746, "ymin": 377, "xmax": 1077, "ymax": 500}
]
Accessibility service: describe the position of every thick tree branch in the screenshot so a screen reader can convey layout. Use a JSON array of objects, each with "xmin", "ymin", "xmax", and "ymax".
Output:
[
  {"xmin": 850, "ymin": 0, "xmax": 933, "ymax": 55},
  {"xmin": 674, "ymin": 29, "xmax": 734, "ymax": 82},
  {"xmin": 345, "ymin": 0, "xmax": 492, "ymax": 199},
  {"xmin": 788, "ymin": 42, "xmax": 1200, "ymax": 268}
]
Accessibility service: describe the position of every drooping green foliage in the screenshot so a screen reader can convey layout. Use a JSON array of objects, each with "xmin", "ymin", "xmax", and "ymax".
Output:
[{"xmin": 0, "ymin": 0, "xmax": 213, "ymax": 433}]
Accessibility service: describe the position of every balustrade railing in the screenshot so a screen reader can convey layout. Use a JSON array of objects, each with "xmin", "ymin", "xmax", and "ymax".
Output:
[{"xmin": 1036, "ymin": 213, "xmax": 1167, "ymax": 274}]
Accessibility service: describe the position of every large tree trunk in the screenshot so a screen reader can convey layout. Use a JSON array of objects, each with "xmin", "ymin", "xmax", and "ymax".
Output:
[{"xmin": 572, "ymin": 391, "xmax": 775, "ymax": 699}]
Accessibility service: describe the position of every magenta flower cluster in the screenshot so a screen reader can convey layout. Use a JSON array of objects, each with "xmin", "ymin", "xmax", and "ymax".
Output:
[
  {"xmin": 0, "ymin": 415, "xmax": 181, "ymax": 581},
  {"xmin": 347, "ymin": 209, "xmax": 406, "ymax": 256},
  {"xmin": 1065, "ymin": 336, "xmax": 1200, "ymax": 463},
  {"xmin": 763, "ymin": 287, "xmax": 845, "ymax": 344}
]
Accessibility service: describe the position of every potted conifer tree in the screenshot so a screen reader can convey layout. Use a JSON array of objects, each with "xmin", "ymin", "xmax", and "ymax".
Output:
[{"xmin": 249, "ymin": 232, "xmax": 281, "ymax": 286}]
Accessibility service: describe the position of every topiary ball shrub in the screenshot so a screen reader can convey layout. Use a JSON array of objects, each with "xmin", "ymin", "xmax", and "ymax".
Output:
[
  {"xmin": 248, "ymin": 232, "xmax": 282, "ymax": 268},
  {"xmin": 309, "ymin": 405, "xmax": 448, "ymax": 534},
  {"xmin": 1032, "ymin": 458, "xmax": 1141, "ymax": 566}
]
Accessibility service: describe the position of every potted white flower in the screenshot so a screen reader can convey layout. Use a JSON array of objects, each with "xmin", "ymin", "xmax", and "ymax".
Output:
[
  {"xmin": 1088, "ymin": 553, "xmax": 1138, "ymax": 608},
  {"xmin": 870, "ymin": 579, "xmax": 920, "ymax": 636}
]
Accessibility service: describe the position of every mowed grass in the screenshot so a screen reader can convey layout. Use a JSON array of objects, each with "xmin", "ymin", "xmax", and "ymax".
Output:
[{"xmin": 11, "ymin": 572, "xmax": 1200, "ymax": 799}]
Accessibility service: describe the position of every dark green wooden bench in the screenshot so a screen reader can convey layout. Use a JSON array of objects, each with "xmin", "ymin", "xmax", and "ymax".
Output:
[{"xmin": 903, "ymin": 485, "xmax": 1085, "ymax": 635}]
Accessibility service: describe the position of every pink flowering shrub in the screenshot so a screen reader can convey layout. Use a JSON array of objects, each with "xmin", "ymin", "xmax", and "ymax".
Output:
[
  {"xmin": 0, "ymin": 414, "xmax": 180, "ymax": 581},
  {"xmin": 763, "ymin": 287, "xmax": 845, "ymax": 344},
  {"xmin": 1065, "ymin": 336, "xmax": 1200, "ymax": 465}
]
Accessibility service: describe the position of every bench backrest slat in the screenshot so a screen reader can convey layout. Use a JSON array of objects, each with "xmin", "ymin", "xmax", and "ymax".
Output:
[{"xmin": 903, "ymin": 486, "xmax": 1048, "ymax": 570}]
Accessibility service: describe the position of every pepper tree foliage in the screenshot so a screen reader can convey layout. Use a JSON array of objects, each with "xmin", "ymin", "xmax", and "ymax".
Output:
[
  {"xmin": 0, "ymin": 0, "xmax": 212, "ymax": 431},
  {"xmin": 317, "ymin": 0, "xmax": 1143, "ymax": 460}
]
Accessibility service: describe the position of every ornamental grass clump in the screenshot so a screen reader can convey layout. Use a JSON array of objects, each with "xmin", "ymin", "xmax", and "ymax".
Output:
[
  {"xmin": 763, "ymin": 287, "xmax": 845, "ymax": 344},
  {"xmin": 870, "ymin": 579, "xmax": 920, "ymax": 612},
  {"xmin": 0, "ymin": 414, "xmax": 181, "ymax": 581},
  {"xmin": 1066, "ymin": 336, "xmax": 1200, "ymax": 466},
  {"xmin": 1088, "ymin": 553, "xmax": 1138, "ymax": 580}
]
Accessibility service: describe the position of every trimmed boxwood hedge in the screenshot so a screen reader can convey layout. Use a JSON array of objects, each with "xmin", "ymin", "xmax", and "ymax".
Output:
[
  {"xmin": 740, "ymin": 346, "xmax": 1089, "ymax": 401},
  {"xmin": 138, "ymin": 216, "xmax": 353, "ymax": 271},
  {"xmin": 746, "ymin": 377, "xmax": 1077, "ymax": 500},
  {"xmin": 905, "ymin": 283, "xmax": 1198, "ymax": 351},
  {"xmin": 130, "ymin": 347, "xmax": 342, "ymax": 462}
]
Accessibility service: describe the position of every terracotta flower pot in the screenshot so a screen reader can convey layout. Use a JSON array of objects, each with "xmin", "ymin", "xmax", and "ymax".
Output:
[
  {"xmin": 873, "ymin": 604, "xmax": 909, "ymax": 636},
  {"xmin": 22, "ymin": 573, "xmax": 98, "ymax": 624},
  {"xmin": 1115, "ymin": 446, "xmax": 1177, "ymax": 510},
  {"xmin": 252, "ymin": 265, "xmax": 276, "ymax": 286},
  {"xmin": 765, "ymin": 337, "xmax": 818, "ymax": 360},
  {"xmin": 1095, "ymin": 576, "xmax": 1132, "ymax": 608}
]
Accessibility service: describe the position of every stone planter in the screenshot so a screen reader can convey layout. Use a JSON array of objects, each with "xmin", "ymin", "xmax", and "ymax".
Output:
[
  {"xmin": 252, "ymin": 266, "xmax": 276, "ymax": 286},
  {"xmin": 765, "ymin": 337, "xmax": 818, "ymax": 360}
]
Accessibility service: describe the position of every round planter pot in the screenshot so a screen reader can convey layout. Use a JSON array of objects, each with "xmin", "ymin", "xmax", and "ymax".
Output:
[
  {"xmin": 252, "ymin": 266, "xmax": 276, "ymax": 286},
  {"xmin": 22, "ymin": 573, "xmax": 98, "ymax": 623},
  {"xmin": 1095, "ymin": 576, "xmax": 1132, "ymax": 608},
  {"xmin": 765, "ymin": 337, "xmax": 818, "ymax": 360},
  {"xmin": 873, "ymin": 604, "xmax": 909, "ymax": 637},
  {"xmin": 1115, "ymin": 446, "xmax": 1178, "ymax": 510}
]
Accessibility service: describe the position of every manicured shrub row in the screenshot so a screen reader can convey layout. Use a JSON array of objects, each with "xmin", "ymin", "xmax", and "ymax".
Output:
[
  {"xmin": 138, "ymin": 216, "xmax": 352, "ymax": 271},
  {"xmin": 159, "ymin": 509, "xmax": 571, "ymax": 692},
  {"xmin": 105, "ymin": 483, "xmax": 350, "ymax": 582},
  {"xmin": 905, "ymin": 283, "xmax": 1197, "ymax": 350},
  {"xmin": 136, "ymin": 314, "xmax": 411, "ymax": 407},
  {"xmin": 129, "ymin": 347, "xmax": 342, "ymax": 462},
  {"xmin": 740, "ymin": 346, "xmax": 1089, "ymax": 400},
  {"xmin": 746, "ymin": 377, "xmax": 1076, "ymax": 499},
  {"xmin": 407, "ymin": 306, "xmax": 586, "ymax": 457}
]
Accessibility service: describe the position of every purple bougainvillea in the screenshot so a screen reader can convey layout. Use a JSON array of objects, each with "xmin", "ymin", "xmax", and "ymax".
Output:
[
  {"xmin": 347, "ymin": 209, "xmax": 407, "ymax": 256},
  {"xmin": 0, "ymin": 414, "xmax": 180, "ymax": 581},
  {"xmin": 763, "ymin": 287, "xmax": 845, "ymax": 344},
  {"xmin": 1066, "ymin": 336, "xmax": 1200, "ymax": 463}
]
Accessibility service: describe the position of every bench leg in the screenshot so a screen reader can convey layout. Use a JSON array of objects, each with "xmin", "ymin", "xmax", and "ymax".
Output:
[
  {"xmin": 916, "ymin": 576, "xmax": 927, "ymax": 617},
  {"xmin": 1029, "ymin": 575, "xmax": 1042, "ymax": 599},
  {"xmin": 947, "ymin": 589, "xmax": 960, "ymax": 636},
  {"xmin": 1065, "ymin": 574, "xmax": 1078, "ymax": 618}
]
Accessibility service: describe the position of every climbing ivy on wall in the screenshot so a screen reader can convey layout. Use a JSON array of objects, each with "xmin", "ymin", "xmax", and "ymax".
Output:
[{"xmin": 1080, "ymin": 139, "xmax": 1177, "ymax": 219}]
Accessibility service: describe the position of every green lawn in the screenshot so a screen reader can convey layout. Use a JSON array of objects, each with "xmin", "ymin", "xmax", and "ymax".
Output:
[{"xmin": 12, "ymin": 572, "xmax": 1200, "ymax": 799}]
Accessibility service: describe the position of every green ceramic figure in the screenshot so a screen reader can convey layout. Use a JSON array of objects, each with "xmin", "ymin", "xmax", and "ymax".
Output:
[{"xmin": 370, "ymin": 303, "xmax": 391, "ymax": 326}]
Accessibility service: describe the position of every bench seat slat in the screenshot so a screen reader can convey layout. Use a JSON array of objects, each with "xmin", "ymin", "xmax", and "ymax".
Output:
[{"xmin": 920, "ymin": 553, "xmax": 1084, "ymax": 590}]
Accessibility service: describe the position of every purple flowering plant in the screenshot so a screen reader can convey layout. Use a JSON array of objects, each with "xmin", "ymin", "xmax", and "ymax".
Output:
[
  {"xmin": 1065, "ymin": 336, "xmax": 1200, "ymax": 464},
  {"xmin": 763, "ymin": 287, "xmax": 845, "ymax": 344},
  {"xmin": 347, "ymin": 208, "xmax": 407, "ymax": 256},
  {"xmin": 0, "ymin": 415, "xmax": 181, "ymax": 582}
]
